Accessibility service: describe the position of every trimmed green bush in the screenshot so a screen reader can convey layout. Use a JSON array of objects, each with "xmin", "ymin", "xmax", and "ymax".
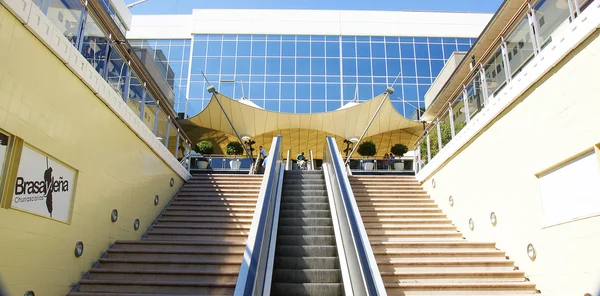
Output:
[
  {"xmin": 226, "ymin": 141, "xmax": 244, "ymax": 155},
  {"xmin": 195, "ymin": 140, "xmax": 214, "ymax": 155},
  {"xmin": 390, "ymin": 143, "xmax": 408, "ymax": 158},
  {"xmin": 357, "ymin": 141, "xmax": 377, "ymax": 157}
]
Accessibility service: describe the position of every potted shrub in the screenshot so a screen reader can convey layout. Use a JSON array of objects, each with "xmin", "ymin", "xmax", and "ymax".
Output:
[
  {"xmin": 357, "ymin": 141, "xmax": 377, "ymax": 171},
  {"xmin": 195, "ymin": 140, "xmax": 213, "ymax": 169},
  {"xmin": 226, "ymin": 141, "xmax": 244, "ymax": 170},
  {"xmin": 390, "ymin": 143, "xmax": 409, "ymax": 171}
]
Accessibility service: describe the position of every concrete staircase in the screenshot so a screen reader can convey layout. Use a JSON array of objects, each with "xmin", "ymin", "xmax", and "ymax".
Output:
[
  {"xmin": 270, "ymin": 171, "xmax": 343, "ymax": 296},
  {"xmin": 350, "ymin": 175, "xmax": 539, "ymax": 296},
  {"xmin": 68, "ymin": 174, "xmax": 263, "ymax": 295}
]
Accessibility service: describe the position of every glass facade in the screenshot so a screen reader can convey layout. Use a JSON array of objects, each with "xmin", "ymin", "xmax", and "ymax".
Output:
[{"xmin": 132, "ymin": 35, "xmax": 477, "ymax": 118}]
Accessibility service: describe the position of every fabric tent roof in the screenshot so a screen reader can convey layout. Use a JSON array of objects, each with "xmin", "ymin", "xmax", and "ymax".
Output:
[{"xmin": 180, "ymin": 92, "xmax": 422, "ymax": 141}]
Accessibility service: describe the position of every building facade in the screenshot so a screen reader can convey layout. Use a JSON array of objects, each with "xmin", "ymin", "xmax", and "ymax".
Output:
[{"xmin": 127, "ymin": 10, "xmax": 492, "ymax": 118}]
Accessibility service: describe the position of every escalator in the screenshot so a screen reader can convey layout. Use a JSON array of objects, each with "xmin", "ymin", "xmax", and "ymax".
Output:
[{"xmin": 270, "ymin": 170, "xmax": 343, "ymax": 295}]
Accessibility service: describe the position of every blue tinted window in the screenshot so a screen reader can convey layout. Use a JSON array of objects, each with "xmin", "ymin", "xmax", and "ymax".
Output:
[
  {"xmin": 416, "ymin": 60, "xmax": 431, "ymax": 76},
  {"xmin": 311, "ymin": 36, "xmax": 324, "ymax": 41},
  {"xmin": 237, "ymin": 41, "xmax": 251, "ymax": 56},
  {"xmin": 311, "ymin": 58, "xmax": 325, "ymax": 75},
  {"xmin": 223, "ymin": 34, "xmax": 236, "ymax": 41},
  {"xmin": 207, "ymin": 41, "xmax": 221, "ymax": 56},
  {"xmin": 387, "ymin": 59, "xmax": 400, "ymax": 77},
  {"xmin": 357, "ymin": 59, "xmax": 371, "ymax": 76},
  {"xmin": 222, "ymin": 42, "xmax": 236, "ymax": 56},
  {"xmin": 327, "ymin": 84, "xmax": 341, "ymax": 100},
  {"xmin": 220, "ymin": 82, "xmax": 234, "ymax": 97},
  {"xmin": 443, "ymin": 44, "xmax": 458, "ymax": 59},
  {"xmin": 266, "ymin": 76, "xmax": 279, "ymax": 82},
  {"xmin": 206, "ymin": 58, "xmax": 220, "ymax": 74},
  {"xmin": 418, "ymin": 78, "xmax": 431, "ymax": 84},
  {"xmin": 401, "ymin": 59, "xmax": 416, "ymax": 76},
  {"xmin": 188, "ymin": 82, "xmax": 205, "ymax": 98},
  {"xmin": 187, "ymin": 100, "xmax": 203, "ymax": 115},
  {"xmin": 458, "ymin": 44, "xmax": 471, "ymax": 52},
  {"xmin": 169, "ymin": 46, "xmax": 184, "ymax": 60},
  {"xmin": 414, "ymin": 37, "xmax": 427, "ymax": 43},
  {"xmin": 311, "ymin": 42, "xmax": 325, "ymax": 57},
  {"xmin": 357, "ymin": 43, "xmax": 370, "ymax": 58},
  {"xmin": 327, "ymin": 101, "xmax": 341, "ymax": 111},
  {"xmin": 400, "ymin": 37, "xmax": 413, "ymax": 43},
  {"xmin": 371, "ymin": 43, "xmax": 385, "ymax": 58},
  {"xmin": 265, "ymin": 100, "xmax": 279, "ymax": 111},
  {"xmin": 371, "ymin": 36, "xmax": 384, "ymax": 42},
  {"xmin": 297, "ymin": 58, "xmax": 310, "ymax": 75},
  {"xmin": 297, "ymin": 42, "xmax": 310, "ymax": 56},
  {"xmin": 250, "ymin": 83, "xmax": 264, "ymax": 98},
  {"xmin": 208, "ymin": 34, "xmax": 222, "ymax": 40},
  {"xmin": 326, "ymin": 58, "xmax": 340, "ymax": 75},
  {"xmin": 253, "ymin": 35, "xmax": 267, "ymax": 40},
  {"xmin": 312, "ymin": 101, "xmax": 326, "ymax": 113},
  {"xmin": 221, "ymin": 58, "xmax": 235, "ymax": 74},
  {"xmin": 418, "ymin": 85, "xmax": 431, "ymax": 100},
  {"xmin": 281, "ymin": 100, "xmax": 294, "ymax": 112},
  {"xmin": 403, "ymin": 77, "xmax": 416, "ymax": 84},
  {"xmin": 343, "ymin": 76, "xmax": 357, "ymax": 83},
  {"xmin": 343, "ymin": 84, "xmax": 357, "ymax": 101},
  {"xmin": 358, "ymin": 84, "xmax": 373, "ymax": 99},
  {"xmin": 266, "ymin": 58, "xmax": 280, "ymax": 75},
  {"xmin": 251, "ymin": 57, "xmax": 265, "ymax": 74},
  {"xmin": 403, "ymin": 85, "xmax": 418, "ymax": 101},
  {"xmin": 342, "ymin": 59, "xmax": 356, "ymax": 76},
  {"xmin": 190, "ymin": 58, "xmax": 206, "ymax": 74},
  {"xmin": 356, "ymin": 36, "xmax": 369, "ymax": 42},
  {"xmin": 442, "ymin": 37, "xmax": 456, "ymax": 44},
  {"xmin": 342, "ymin": 42, "xmax": 356, "ymax": 57},
  {"xmin": 296, "ymin": 84, "xmax": 310, "ymax": 100},
  {"xmin": 282, "ymin": 42, "xmax": 295, "ymax": 56},
  {"xmin": 267, "ymin": 35, "xmax": 281, "ymax": 41},
  {"xmin": 296, "ymin": 100, "xmax": 310, "ymax": 113},
  {"xmin": 326, "ymin": 36, "xmax": 339, "ymax": 42},
  {"xmin": 281, "ymin": 76, "xmax": 294, "ymax": 82},
  {"xmin": 297, "ymin": 76, "xmax": 310, "ymax": 82},
  {"xmin": 312, "ymin": 84, "xmax": 326, "ymax": 100},
  {"xmin": 400, "ymin": 43, "xmax": 414, "ymax": 58},
  {"xmin": 194, "ymin": 35, "xmax": 208, "ymax": 41},
  {"xmin": 281, "ymin": 58, "xmax": 295, "ymax": 75},
  {"xmin": 342, "ymin": 36, "xmax": 355, "ymax": 42},
  {"xmin": 193, "ymin": 41, "xmax": 207, "ymax": 56},
  {"xmin": 236, "ymin": 57, "xmax": 250, "ymax": 74},
  {"xmin": 238, "ymin": 35, "xmax": 251, "ymax": 41},
  {"xmin": 415, "ymin": 44, "xmax": 429, "ymax": 59},
  {"xmin": 386, "ymin": 43, "xmax": 399, "ymax": 58},
  {"xmin": 385, "ymin": 36, "xmax": 398, "ymax": 43},
  {"xmin": 252, "ymin": 41, "xmax": 266, "ymax": 56},
  {"xmin": 372, "ymin": 59, "xmax": 386, "ymax": 76},
  {"xmin": 267, "ymin": 41, "xmax": 280, "ymax": 56},
  {"xmin": 297, "ymin": 35, "xmax": 310, "ymax": 41},
  {"xmin": 431, "ymin": 60, "xmax": 444, "ymax": 76},
  {"xmin": 428, "ymin": 37, "xmax": 442, "ymax": 43},
  {"xmin": 456, "ymin": 38, "xmax": 470, "ymax": 44},
  {"xmin": 326, "ymin": 42, "xmax": 340, "ymax": 57},
  {"xmin": 183, "ymin": 45, "xmax": 190, "ymax": 60},
  {"xmin": 429, "ymin": 44, "xmax": 443, "ymax": 59},
  {"xmin": 265, "ymin": 83, "xmax": 279, "ymax": 99},
  {"xmin": 281, "ymin": 84, "xmax": 295, "ymax": 100}
]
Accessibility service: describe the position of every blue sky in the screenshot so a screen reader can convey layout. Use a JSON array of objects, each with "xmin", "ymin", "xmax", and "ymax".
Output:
[{"xmin": 125, "ymin": 0, "xmax": 504, "ymax": 15}]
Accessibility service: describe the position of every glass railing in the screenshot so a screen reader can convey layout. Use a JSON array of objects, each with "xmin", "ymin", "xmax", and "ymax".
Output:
[
  {"xmin": 188, "ymin": 155, "xmax": 254, "ymax": 171},
  {"xmin": 415, "ymin": 0, "xmax": 589, "ymax": 173},
  {"xmin": 347, "ymin": 157, "xmax": 414, "ymax": 172},
  {"xmin": 30, "ymin": 0, "xmax": 192, "ymax": 163}
]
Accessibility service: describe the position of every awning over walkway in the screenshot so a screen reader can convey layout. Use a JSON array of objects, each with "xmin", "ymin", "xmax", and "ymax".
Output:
[{"xmin": 179, "ymin": 92, "xmax": 423, "ymax": 157}]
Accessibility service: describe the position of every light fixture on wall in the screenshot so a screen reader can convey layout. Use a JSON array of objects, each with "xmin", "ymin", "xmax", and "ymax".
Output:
[
  {"xmin": 468, "ymin": 218, "xmax": 475, "ymax": 231},
  {"xmin": 111, "ymin": 209, "xmax": 118, "ymax": 222},
  {"xmin": 431, "ymin": 179, "xmax": 436, "ymax": 188},
  {"xmin": 134, "ymin": 219, "xmax": 140, "ymax": 231},
  {"xmin": 170, "ymin": 177, "xmax": 175, "ymax": 187},
  {"xmin": 449, "ymin": 196, "xmax": 454, "ymax": 207},
  {"xmin": 74, "ymin": 241, "xmax": 84, "ymax": 258},
  {"xmin": 154, "ymin": 195, "xmax": 160, "ymax": 206},
  {"xmin": 349, "ymin": 137, "xmax": 359, "ymax": 144},
  {"xmin": 490, "ymin": 212, "xmax": 497, "ymax": 226},
  {"xmin": 527, "ymin": 243, "xmax": 537, "ymax": 261},
  {"xmin": 24, "ymin": 291, "xmax": 35, "ymax": 296}
]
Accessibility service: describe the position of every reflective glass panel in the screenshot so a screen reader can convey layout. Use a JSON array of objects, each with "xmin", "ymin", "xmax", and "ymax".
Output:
[
  {"xmin": 81, "ymin": 12, "xmax": 108, "ymax": 76},
  {"xmin": 46, "ymin": 0, "xmax": 84, "ymax": 46},
  {"xmin": 533, "ymin": 0, "xmax": 571, "ymax": 45},
  {"xmin": 483, "ymin": 46, "xmax": 507, "ymax": 97},
  {"xmin": 506, "ymin": 17, "xmax": 535, "ymax": 77}
]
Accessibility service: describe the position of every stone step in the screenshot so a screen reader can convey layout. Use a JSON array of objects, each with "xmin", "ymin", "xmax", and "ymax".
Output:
[
  {"xmin": 370, "ymin": 241, "xmax": 499, "ymax": 252},
  {"xmin": 373, "ymin": 250, "xmax": 506, "ymax": 258},
  {"xmin": 105, "ymin": 249, "xmax": 243, "ymax": 261},
  {"xmin": 356, "ymin": 198, "xmax": 435, "ymax": 203},
  {"xmin": 354, "ymin": 193, "xmax": 431, "ymax": 198},
  {"xmin": 171, "ymin": 197, "xmax": 258, "ymax": 203},
  {"xmin": 98, "ymin": 258, "xmax": 242, "ymax": 272},
  {"xmin": 359, "ymin": 212, "xmax": 447, "ymax": 218},
  {"xmin": 157, "ymin": 217, "xmax": 253, "ymax": 224},
  {"xmin": 366, "ymin": 231, "xmax": 463, "ymax": 239},
  {"xmin": 77, "ymin": 279, "xmax": 235, "ymax": 294},
  {"xmin": 151, "ymin": 223, "xmax": 250, "ymax": 230},
  {"xmin": 182, "ymin": 184, "xmax": 261, "ymax": 188},
  {"xmin": 359, "ymin": 207, "xmax": 443, "ymax": 213},
  {"xmin": 87, "ymin": 268, "xmax": 239, "ymax": 283},
  {"xmin": 351, "ymin": 184, "xmax": 423, "ymax": 189},
  {"xmin": 380, "ymin": 270, "xmax": 527, "ymax": 282},
  {"xmin": 114, "ymin": 240, "xmax": 245, "ymax": 252},
  {"xmin": 164, "ymin": 207, "xmax": 255, "ymax": 214},
  {"xmin": 168, "ymin": 201, "xmax": 259, "ymax": 207},
  {"xmin": 357, "ymin": 202, "xmax": 438, "ymax": 208},
  {"xmin": 160, "ymin": 211, "xmax": 254, "ymax": 218},
  {"xmin": 353, "ymin": 189, "xmax": 427, "ymax": 194},
  {"xmin": 175, "ymin": 192, "xmax": 260, "ymax": 197},
  {"xmin": 144, "ymin": 233, "xmax": 246, "ymax": 242},
  {"xmin": 146, "ymin": 228, "xmax": 249, "ymax": 237},
  {"xmin": 383, "ymin": 282, "xmax": 537, "ymax": 295},
  {"xmin": 364, "ymin": 224, "xmax": 457, "ymax": 231},
  {"xmin": 349, "ymin": 175, "xmax": 416, "ymax": 179},
  {"xmin": 376, "ymin": 257, "xmax": 515, "ymax": 266},
  {"xmin": 362, "ymin": 219, "xmax": 452, "ymax": 225}
]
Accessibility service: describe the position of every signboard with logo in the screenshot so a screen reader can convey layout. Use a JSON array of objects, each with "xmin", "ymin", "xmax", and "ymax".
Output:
[{"xmin": 11, "ymin": 145, "xmax": 76, "ymax": 223}]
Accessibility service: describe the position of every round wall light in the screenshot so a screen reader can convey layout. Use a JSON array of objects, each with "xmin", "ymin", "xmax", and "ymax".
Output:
[
  {"xmin": 74, "ymin": 241, "xmax": 84, "ymax": 258},
  {"xmin": 527, "ymin": 243, "xmax": 537, "ymax": 261},
  {"xmin": 170, "ymin": 178, "xmax": 175, "ymax": 187},
  {"xmin": 24, "ymin": 291, "xmax": 35, "ymax": 296},
  {"xmin": 154, "ymin": 195, "xmax": 160, "ymax": 206},
  {"xmin": 111, "ymin": 209, "xmax": 118, "ymax": 222},
  {"xmin": 134, "ymin": 219, "xmax": 140, "ymax": 231},
  {"xmin": 448, "ymin": 196, "xmax": 454, "ymax": 207},
  {"xmin": 490, "ymin": 212, "xmax": 497, "ymax": 226},
  {"xmin": 468, "ymin": 218, "xmax": 475, "ymax": 231},
  {"xmin": 432, "ymin": 179, "xmax": 436, "ymax": 188}
]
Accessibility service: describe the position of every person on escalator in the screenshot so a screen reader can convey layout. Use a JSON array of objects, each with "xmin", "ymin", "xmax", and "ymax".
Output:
[{"xmin": 297, "ymin": 152, "xmax": 308, "ymax": 170}]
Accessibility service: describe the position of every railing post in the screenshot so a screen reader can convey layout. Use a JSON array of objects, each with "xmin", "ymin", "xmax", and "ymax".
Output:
[
  {"xmin": 500, "ymin": 36, "xmax": 512, "ymax": 83},
  {"xmin": 436, "ymin": 120, "xmax": 442, "ymax": 151},
  {"xmin": 527, "ymin": 3, "xmax": 542, "ymax": 53},
  {"xmin": 448, "ymin": 102, "xmax": 455, "ymax": 138},
  {"xmin": 462, "ymin": 85, "xmax": 471, "ymax": 122},
  {"xmin": 478, "ymin": 65, "xmax": 490, "ymax": 105},
  {"xmin": 426, "ymin": 133, "xmax": 431, "ymax": 161}
]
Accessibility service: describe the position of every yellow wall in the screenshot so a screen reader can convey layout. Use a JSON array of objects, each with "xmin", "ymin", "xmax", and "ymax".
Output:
[
  {"xmin": 0, "ymin": 6, "xmax": 185, "ymax": 295},
  {"xmin": 420, "ymin": 31, "xmax": 600, "ymax": 295}
]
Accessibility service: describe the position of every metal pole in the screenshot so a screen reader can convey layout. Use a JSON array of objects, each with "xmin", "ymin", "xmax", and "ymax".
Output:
[{"xmin": 344, "ymin": 88, "xmax": 394, "ymax": 166}]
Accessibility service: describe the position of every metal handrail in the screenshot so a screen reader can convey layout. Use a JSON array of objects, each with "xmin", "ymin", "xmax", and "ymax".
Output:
[
  {"xmin": 234, "ymin": 135, "xmax": 284, "ymax": 296},
  {"xmin": 308, "ymin": 150, "xmax": 315, "ymax": 170},
  {"xmin": 251, "ymin": 154, "xmax": 261, "ymax": 175},
  {"xmin": 285, "ymin": 150, "xmax": 291, "ymax": 170},
  {"xmin": 323, "ymin": 136, "xmax": 387, "ymax": 296}
]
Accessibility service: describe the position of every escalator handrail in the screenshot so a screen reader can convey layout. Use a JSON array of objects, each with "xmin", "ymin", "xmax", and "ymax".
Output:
[
  {"xmin": 234, "ymin": 135, "xmax": 283, "ymax": 296},
  {"xmin": 325, "ymin": 136, "xmax": 387, "ymax": 296}
]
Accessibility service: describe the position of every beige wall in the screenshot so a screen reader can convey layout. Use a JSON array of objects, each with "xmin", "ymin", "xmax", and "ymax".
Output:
[
  {"xmin": 420, "ymin": 30, "xmax": 600, "ymax": 295},
  {"xmin": 0, "ymin": 5, "xmax": 185, "ymax": 295}
]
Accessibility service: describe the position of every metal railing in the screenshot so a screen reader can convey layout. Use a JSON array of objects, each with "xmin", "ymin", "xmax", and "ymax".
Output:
[
  {"xmin": 346, "ymin": 157, "xmax": 414, "ymax": 172},
  {"xmin": 322, "ymin": 136, "xmax": 387, "ymax": 296},
  {"xmin": 308, "ymin": 150, "xmax": 315, "ymax": 170},
  {"xmin": 234, "ymin": 136, "xmax": 284, "ymax": 296},
  {"xmin": 188, "ymin": 155, "xmax": 254, "ymax": 171},
  {"xmin": 285, "ymin": 150, "xmax": 291, "ymax": 171}
]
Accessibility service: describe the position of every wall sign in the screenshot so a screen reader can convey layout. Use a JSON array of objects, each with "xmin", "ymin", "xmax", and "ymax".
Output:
[{"xmin": 11, "ymin": 145, "xmax": 76, "ymax": 223}]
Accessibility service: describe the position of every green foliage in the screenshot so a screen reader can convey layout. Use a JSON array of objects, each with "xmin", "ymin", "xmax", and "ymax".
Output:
[
  {"xmin": 195, "ymin": 140, "xmax": 214, "ymax": 155},
  {"xmin": 390, "ymin": 143, "xmax": 408, "ymax": 158},
  {"xmin": 357, "ymin": 141, "xmax": 377, "ymax": 157},
  {"xmin": 226, "ymin": 141, "xmax": 244, "ymax": 155},
  {"xmin": 419, "ymin": 121, "xmax": 467, "ymax": 163}
]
